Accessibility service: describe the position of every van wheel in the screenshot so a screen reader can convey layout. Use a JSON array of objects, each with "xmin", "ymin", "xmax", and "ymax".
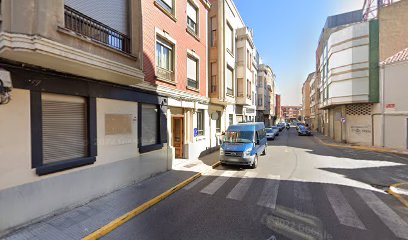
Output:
[{"xmin": 251, "ymin": 155, "xmax": 258, "ymax": 169}]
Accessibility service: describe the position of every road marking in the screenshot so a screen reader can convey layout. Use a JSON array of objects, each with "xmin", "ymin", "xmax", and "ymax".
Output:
[
  {"xmin": 355, "ymin": 189, "xmax": 408, "ymax": 239},
  {"xmin": 257, "ymin": 175, "xmax": 280, "ymax": 209},
  {"xmin": 200, "ymin": 171, "xmax": 237, "ymax": 195},
  {"xmin": 184, "ymin": 175, "xmax": 208, "ymax": 190},
  {"xmin": 324, "ymin": 185, "xmax": 366, "ymax": 230},
  {"xmin": 227, "ymin": 172, "xmax": 257, "ymax": 200},
  {"xmin": 293, "ymin": 181, "xmax": 314, "ymax": 218}
]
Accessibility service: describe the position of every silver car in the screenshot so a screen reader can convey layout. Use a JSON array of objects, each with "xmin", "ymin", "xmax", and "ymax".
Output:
[{"xmin": 266, "ymin": 128, "xmax": 276, "ymax": 140}]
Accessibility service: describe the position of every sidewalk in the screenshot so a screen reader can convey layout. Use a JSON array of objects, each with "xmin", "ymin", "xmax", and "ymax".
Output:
[
  {"xmin": 2, "ymin": 151, "xmax": 220, "ymax": 240},
  {"xmin": 389, "ymin": 182, "xmax": 408, "ymax": 208},
  {"xmin": 313, "ymin": 132, "xmax": 408, "ymax": 156}
]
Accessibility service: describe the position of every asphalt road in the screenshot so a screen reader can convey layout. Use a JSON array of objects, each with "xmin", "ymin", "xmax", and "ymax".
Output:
[{"xmin": 105, "ymin": 127, "xmax": 408, "ymax": 240}]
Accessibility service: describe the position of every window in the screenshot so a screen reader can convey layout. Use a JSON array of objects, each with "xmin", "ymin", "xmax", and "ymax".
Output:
[
  {"xmin": 187, "ymin": 1, "xmax": 198, "ymax": 34},
  {"xmin": 141, "ymin": 104, "xmax": 159, "ymax": 146},
  {"xmin": 42, "ymin": 93, "xmax": 88, "ymax": 164},
  {"xmin": 247, "ymin": 49, "xmax": 251, "ymax": 70},
  {"xmin": 229, "ymin": 114, "xmax": 233, "ymax": 126},
  {"xmin": 226, "ymin": 23, "xmax": 233, "ymax": 54},
  {"xmin": 247, "ymin": 79, "xmax": 251, "ymax": 99},
  {"xmin": 156, "ymin": 37, "xmax": 174, "ymax": 81},
  {"xmin": 226, "ymin": 66, "xmax": 234, "ymax": 96},
  {"xmin": 216, "ymin": 111, "xmax": 221, "ymax": 133},
  {"xmin": 211, "ymin": 62, "xmax": 217, "ymax": 93},
  {"xmin": 156, "ymin": 37, "xmax": 173, "ymax": 71},
  {"xmin": 187, "ymin": 55, "xmax": 199, "ymax": 89},
  {"xmin": 157, "ymin": 0, "xmax": 173, "ymax": 14},
  {"xmin": 211, "ymin": 17, "xmax": 217, "ymax": 47},
  {"xmin": 197, "ymin": 109, "xmax": 204, "ymax": 136}
]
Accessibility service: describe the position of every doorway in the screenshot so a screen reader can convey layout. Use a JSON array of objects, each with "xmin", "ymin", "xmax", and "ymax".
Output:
[{"xmin": 173, "ymin": 117, "xmax": 184, "ymax": 158}]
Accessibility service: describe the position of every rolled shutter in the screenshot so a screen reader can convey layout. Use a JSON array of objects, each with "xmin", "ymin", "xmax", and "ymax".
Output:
[
  {"xmin": 64, "ymin": 0, "xmax": 129, "ymax": 35},
  {"xmin": 187, "ymin": 57, "xmax": 197, "ymax": 81},
  {"xmin": 162, "ymin": 0, "xmax": 173, "ymax": 8},
  {"xmin": 187, "ymin": 2, "xmax": 197, "ymax": 23},
  {"xmin": 226, "ymin": 68, "xmax": 233, "ymax": 89},
  {"xmin": 42, "ymin": 93, "xmax": 88, "ymax": 164},
  {"xmin": 141, "ymin": 104, "xmax": 158, "ymax": 146}
]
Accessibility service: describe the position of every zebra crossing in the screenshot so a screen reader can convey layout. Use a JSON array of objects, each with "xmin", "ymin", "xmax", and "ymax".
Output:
[{"xmin": 184, "ymin": 170, "xmax": 408, "ymax": 239}]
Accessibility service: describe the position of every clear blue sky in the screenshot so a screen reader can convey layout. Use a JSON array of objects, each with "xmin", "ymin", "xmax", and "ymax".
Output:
[{"xmin": 234, "ymin": 0, "xmax": 364, "ymax": 106}]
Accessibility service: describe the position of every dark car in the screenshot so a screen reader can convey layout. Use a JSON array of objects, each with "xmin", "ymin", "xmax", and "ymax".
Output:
[
  {"xmin": 297, "ymin": 125, "xmax": 312, "ymax": 136},
  {"xmin": 277, "ymin": 123, "xmax": 285, "ymax": 131}
]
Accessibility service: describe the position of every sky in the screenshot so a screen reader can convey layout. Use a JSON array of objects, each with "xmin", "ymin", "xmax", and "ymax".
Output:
[{"xmin": 234, "ymin": 0, "xmax": 365, "ymax": 106}]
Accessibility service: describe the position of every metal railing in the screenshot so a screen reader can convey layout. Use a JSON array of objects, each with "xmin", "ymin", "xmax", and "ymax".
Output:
[{"xmin": 64, "ymin": 5, "xmax": 131, "ymax": 53}]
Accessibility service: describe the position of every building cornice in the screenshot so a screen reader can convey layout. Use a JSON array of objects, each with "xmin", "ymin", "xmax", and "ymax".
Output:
[{"xmin": 0, "ymin": 32, "xmax": 144, "ymax": 85}]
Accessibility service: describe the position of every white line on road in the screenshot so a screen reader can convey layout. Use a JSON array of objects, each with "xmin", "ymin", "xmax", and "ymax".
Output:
[
  {"xmin": 200, "ymin": 171, "xmax": 238, "ymax": 195},
  {"xmin": 184, "ymin": 175, "xmax": 208, "ymax": 190},
  {"xmin": 226, "ymin": 172, "xmax": 258, "ymax": 201},
  {"xmin": 355, "ymin": 189, "xmax": 408, "ymax": 239},
  {"xmin": 324, "ymin": 185, "xmax": 366, "ymax": 230},
  {"xmin": 257, "ymin": 175, "xmax": 280, "ymax": 209}
]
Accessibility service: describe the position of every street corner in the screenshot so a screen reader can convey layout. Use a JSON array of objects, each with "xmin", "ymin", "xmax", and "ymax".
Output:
[{"xmin": 388, "ymin": 182, "xmax": 408, "ymax": 208}]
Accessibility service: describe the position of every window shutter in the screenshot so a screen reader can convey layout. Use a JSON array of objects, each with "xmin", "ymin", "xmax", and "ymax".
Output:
[
  {"xmin": 187, "ymin": 2, "xmax": 197, "ymax": 22},
  {"xmin": 42, "ymin": 94, "xmax": 88, "ymax": 164},
  {"xmin": 64, "ymin": 0, "xmax": 129, "ymax": 35},
  {"xmin": 211, "ymin": 17, "xmax": 217, "ymax": 30},
  {"xmin": 163, "ymin": 0, "xmax": 173, "ymax": 8},
  {"xmin": 187, "ymin": 57, "xmax": 197, "ymax": 81},
  {"xmin": 226, "ymin": 68, "xmax": 233, "ymax": 89},
  {"xmin": 141, "ymin": 104, "xmax": 158, "ymax": 146}
]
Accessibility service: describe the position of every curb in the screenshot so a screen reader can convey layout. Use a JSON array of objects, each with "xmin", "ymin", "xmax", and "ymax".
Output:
[
  {"xmin": 83, "ymin": 161, "xmax": 221, "ymax": 240},
  {"xmin": 387, "ymin": 182, "xmax": 408, "ymax": 208},
  {"xmin": 313, "ymin": 135, "xmax": 408, "ymax": 156}
]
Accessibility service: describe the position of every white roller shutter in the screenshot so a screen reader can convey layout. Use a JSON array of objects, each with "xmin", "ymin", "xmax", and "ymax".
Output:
[
  {"xmin": 187, "ymin": 57, "xmax": 197, "ymax": 81},
  {"xmin": 42, "ymin": 93, "xmax": 88, "ymax": 164},
  {"xmin": 187, "ymin": 2, "xmax": 197, "ymax": 23},
  {"xmin": 64, "ymin": 0, "xmax": 129, "ymax": 34},
  {"xmin": 163, "ymin": 0, "xmax": 173, "ymax": 8},
  {"xmin": 226, "ymin": 67, "xmax": 233, "ymax": 89}
]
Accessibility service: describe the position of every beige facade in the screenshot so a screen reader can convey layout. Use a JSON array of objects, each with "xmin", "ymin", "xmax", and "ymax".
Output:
[
  {"xmin": 0, "ymin": 0, "xmax": 144, "ymax": 86},
  {"xmin": 301, "ymin": 73, "xmax": 311, "ymax": 124},
  {"xmin": 256, "ymin": 64, "xmax": 276, "ymax": 126},
  {"xmin": 378, "ymin": 0, "xmax": 408, "ymax": 62}
]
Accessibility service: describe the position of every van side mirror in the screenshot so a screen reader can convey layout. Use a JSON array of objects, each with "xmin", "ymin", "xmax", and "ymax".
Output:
[{"xmin": 256, "ymin": 139, "xmax": 260, "ymax": 145}]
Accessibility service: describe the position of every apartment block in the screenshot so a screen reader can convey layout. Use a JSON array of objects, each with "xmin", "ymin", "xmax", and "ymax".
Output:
[
  {"xmin": 301, "ymin": 73, "xmax": 312, "ymax": 125},
  {"xmin": 0, "ymin": 0, "xmax": 171, "ymax": 234},
  {"xmin": 316, "ymin": 10, "xmax": 379, "ymax": 145},
  {"xmin": 256, "ymin": 64, "xmax": 276, "ymax": 126},
  {"xmin": 141, "ymin": 0, "xmax": 211, "ymax": 159}
]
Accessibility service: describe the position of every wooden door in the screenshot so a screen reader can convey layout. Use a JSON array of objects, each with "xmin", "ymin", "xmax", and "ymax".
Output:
[{"xmin": 173, "ymin": 117, "xmax": 184, "ymax": 158}]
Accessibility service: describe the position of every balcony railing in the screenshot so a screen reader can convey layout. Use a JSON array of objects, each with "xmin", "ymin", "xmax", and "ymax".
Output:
[
  {"xmin": 227, "ymin": 88, "xmax": 233, "ymax": 96},
  {"xmin": 157, "ymin": 67, "xmax": 175, "ymax": 82},
  {"xmin": 64, "ymin": 5, "xmax": 131, "ymax": 53}
]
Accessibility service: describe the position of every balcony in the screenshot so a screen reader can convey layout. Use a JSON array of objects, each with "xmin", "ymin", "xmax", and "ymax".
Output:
[
  {"xmin": 0, "ymin": 4, "xmax": 144, "ymax": 86},
  {"xmin": 64, "ymin": 5, "xmax": 130, "ymax": 54},
  {"xmin": 157, "ymin": 67, "xmax": 175, "ymax": 83}
]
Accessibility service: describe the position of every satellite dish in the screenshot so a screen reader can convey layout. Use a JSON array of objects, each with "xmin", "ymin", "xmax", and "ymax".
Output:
[{"xmin": 211, "ymin": 112, "xmax": 219, "ymax": 120}]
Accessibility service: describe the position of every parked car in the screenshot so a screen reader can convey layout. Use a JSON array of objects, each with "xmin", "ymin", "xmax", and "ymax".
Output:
[
  {"xmin": 296, "ymin": 122, "xmax": 305, "ymax": 130},
  {"xmin": 277, "ymin": 123, "xmax": 285, "ymax": 131},
  {"xmin": 265, "ymin": 128, "xmax": 276, "ymax": 140},
  {"xmin": 220, "ymin": 122, "xmax": 267, "ymax": 169},
  {"xmin": 297, "ymin": 125, "xmax": 312, "ymax": 136},
  {"xmin": 271, "ymin": 126, "xmax": 280, "ymax": 136}
]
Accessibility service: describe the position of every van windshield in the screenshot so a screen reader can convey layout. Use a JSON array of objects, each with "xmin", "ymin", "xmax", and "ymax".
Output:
[{"xmin": 224, "ymin": 131, "xmax": 254, "ymax": 143}]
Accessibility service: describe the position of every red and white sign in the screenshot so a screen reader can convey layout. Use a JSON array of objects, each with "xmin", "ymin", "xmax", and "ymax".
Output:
[{"xmin": 385, "ymin": 103, "xmax": 396, "ymax": 111}]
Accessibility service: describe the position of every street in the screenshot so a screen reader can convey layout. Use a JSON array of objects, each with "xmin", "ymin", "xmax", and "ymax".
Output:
[{"xmin": 103, "ymin": 128, "xmax": 408, "ymax": 240}]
